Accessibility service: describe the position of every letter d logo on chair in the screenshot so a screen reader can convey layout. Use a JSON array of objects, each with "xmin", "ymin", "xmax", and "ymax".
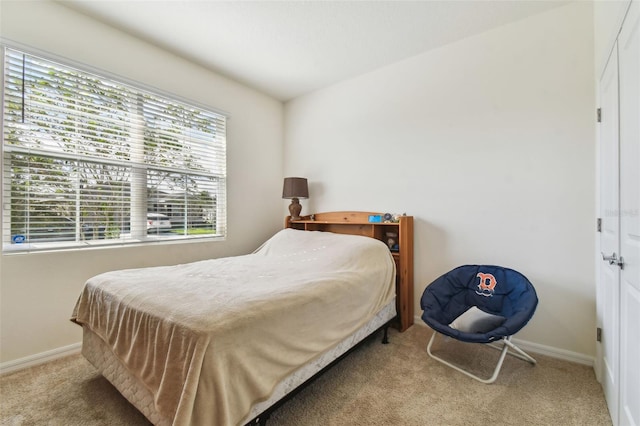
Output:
[{"xmin": 476, "ymin": 273, "xmax": 497, "ymax": 297}]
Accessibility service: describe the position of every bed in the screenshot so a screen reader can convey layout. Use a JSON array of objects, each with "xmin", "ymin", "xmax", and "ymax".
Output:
[{"xmin": 71, "ymin": 218, "xmax": 400, "ymax": 426}]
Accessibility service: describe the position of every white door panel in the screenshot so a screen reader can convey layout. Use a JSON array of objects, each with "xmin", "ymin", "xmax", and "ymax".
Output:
[
  {"xmin": 620, "ymin": 284, "xmax": 640, "ymax": 426},
  {"xmin": 618, "ymin": 2, "xmax": 640, "ymax": 425},
  {"xmin": 601, "ymin": 264, "xmax": 619, "ymax": 417},
  {"xmin": 599, "ymin": 42, "xmax": 621, "ymax": 425}
]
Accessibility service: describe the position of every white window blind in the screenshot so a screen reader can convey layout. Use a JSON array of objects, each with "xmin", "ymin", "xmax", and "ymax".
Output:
[{"xmin": 2, "ymin": 47, "xmax": 227, "ymax": 252}]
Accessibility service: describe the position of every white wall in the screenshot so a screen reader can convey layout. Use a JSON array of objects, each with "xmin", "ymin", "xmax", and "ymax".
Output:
[
  {"xmin": 285, "ymin": 2, "xmax": 596, "ymax": 357},
  {"xmin": 0, "ymin": 1, "xmax": 284, "ymax": 363}
]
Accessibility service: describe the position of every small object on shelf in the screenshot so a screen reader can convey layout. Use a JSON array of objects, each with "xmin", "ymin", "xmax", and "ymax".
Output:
[
  {"xmin": 392, "ymin": 213, "xmax": 406, "ymax": 223},
  {"xmin": 386, "ymin": 231, "xmax": 399, "ymax": 251},
  {"xmin": 368, "ymin": 215, "xmax": 382, "ymax": 223}
]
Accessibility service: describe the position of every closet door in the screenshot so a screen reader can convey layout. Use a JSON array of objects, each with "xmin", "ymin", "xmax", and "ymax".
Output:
[
  {"xmin": 597, "ymin": 43, "xmax": 620, "ymax": 426},
  {"xmin": 617, "ymin": 2, "xmax": 640, "ymax": 425}
]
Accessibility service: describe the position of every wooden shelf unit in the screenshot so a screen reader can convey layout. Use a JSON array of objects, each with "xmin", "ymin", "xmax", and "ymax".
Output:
[{"xmin": 285, "ymin": 211, "xmax": 414, "ymax": 332}]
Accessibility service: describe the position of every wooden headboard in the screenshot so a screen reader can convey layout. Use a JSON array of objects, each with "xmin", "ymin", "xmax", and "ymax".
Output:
[{"xmin": 285, "ymin": 211, "xmax": 414, "ymax": 332}]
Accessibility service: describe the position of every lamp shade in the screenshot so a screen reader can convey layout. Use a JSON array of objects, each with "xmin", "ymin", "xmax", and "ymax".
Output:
[{"xmin": 282, "ymin": 177, "xmax": 309, "ymax": 199}]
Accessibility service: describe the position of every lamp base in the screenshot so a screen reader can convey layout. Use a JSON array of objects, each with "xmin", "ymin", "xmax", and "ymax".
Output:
[{"xmin": 288, "ymin": 198, "xmax": 302, "ymax": 220}]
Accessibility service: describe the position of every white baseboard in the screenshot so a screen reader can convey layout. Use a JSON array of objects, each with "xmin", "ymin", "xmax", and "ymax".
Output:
[
  {"xmin": 413, "ymin": 317, "xmax": 594, "ymax": 367},
  {"xmin": 0, "ymin": 342, "xmax": 81, "ymax": 375},
  {"xmin": 510, "ymin": 338, "xmax": 594, "ymax": 366}
]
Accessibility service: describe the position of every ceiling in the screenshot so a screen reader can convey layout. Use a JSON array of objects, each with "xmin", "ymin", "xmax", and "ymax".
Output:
[{"xmin": 58, "ymin": 0, "xmax": 569, "ymax": 101}]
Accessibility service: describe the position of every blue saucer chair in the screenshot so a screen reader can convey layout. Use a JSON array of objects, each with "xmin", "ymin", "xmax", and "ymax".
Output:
[{"xmin": 421, "ymin": 265, "xmax": 538, "ymax": 384}]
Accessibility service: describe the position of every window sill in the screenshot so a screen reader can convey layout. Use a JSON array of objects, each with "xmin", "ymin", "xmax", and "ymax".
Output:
[{"xmin": 2, "ymin": 233, "xmax": 225, "ymax": 255}]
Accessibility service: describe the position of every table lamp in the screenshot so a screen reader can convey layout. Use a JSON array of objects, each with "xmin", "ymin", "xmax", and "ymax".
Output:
[{"xmin": 282, "ymin": 177, "xmax": 308, "ymax": 220}]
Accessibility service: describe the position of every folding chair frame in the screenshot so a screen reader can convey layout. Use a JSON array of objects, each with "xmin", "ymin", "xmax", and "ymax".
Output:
[{"xmin": 426, "ymin": 331, "xmax": 537, "ymax": 384}]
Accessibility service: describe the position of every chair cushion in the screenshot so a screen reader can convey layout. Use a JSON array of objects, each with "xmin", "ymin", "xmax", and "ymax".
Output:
[
  {"xmin": 450, "ymin": 306, "xmax": 506, "ymax": 333},
  {"xmin": 420, "ymin": 265, "xmax": 537, "ymax": 343}
]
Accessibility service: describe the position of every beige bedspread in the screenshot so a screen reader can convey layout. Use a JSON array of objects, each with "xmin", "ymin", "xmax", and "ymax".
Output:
[{"xmin": 71, "ymin": 229, "xmax": 395, "ymax": 426}]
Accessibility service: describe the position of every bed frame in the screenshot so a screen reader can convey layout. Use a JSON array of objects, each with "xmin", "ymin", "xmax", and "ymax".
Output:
[{"xmin": 243, "ymin": 212, "xmax": 414, "ymax": 425}]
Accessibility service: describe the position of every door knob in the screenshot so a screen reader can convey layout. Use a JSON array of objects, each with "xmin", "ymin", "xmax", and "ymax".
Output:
[{"xmin": 601, "ymin": 252, "xmax": 625, "ymax": 269}]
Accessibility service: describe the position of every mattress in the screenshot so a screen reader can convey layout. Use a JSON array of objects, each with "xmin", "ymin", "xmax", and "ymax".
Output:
[
  {"xmin": 82, "ymin": 300, "xmax": 396, "ymax": 425},
  {"xmin": 72, "ymin": 229, "xmax": 396, "ymax": 425}
]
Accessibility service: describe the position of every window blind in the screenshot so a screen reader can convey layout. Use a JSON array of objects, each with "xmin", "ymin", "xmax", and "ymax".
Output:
[{"xmin": 2, "ymin": 47, "xmax": 227, "ymax": 252}]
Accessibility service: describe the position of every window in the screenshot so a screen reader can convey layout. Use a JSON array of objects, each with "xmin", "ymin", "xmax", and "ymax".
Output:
[{"xmin": 2, "ymin": 47, "xmax": 227, "ymax": 252}]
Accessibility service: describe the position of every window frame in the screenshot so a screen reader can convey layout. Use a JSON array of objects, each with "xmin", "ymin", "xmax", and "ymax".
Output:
[{"xmin": 1, "ymin": 43, "xmax": 229, "ymax": 253}]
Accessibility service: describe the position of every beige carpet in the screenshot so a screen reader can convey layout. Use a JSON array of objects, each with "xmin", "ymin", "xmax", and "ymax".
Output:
[{"xmin": 0, "ymin": 325, "xmax": 611, "ymax": 426}]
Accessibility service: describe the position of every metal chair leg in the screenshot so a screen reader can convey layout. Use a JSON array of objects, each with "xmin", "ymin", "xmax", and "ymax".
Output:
[{"xmin": 426, "ymin": 332, "xmax": 536, "ymax": 384}]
